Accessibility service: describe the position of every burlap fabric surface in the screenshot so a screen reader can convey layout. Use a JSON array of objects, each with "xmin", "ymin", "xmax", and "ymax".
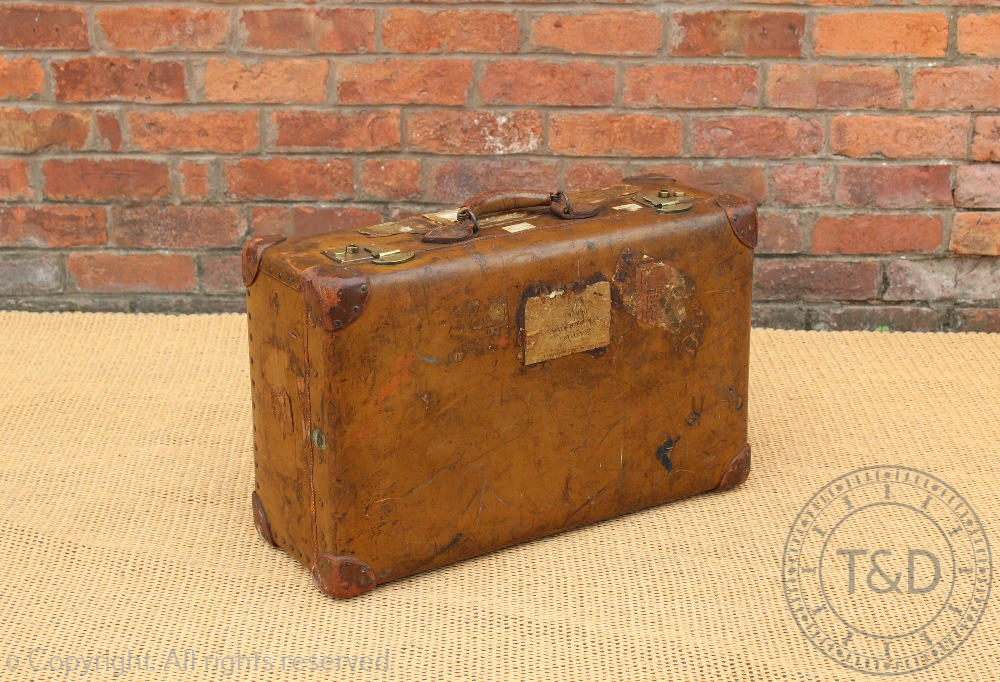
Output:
[{"xmin": 0, "ymin": 311, "xmax": 996, "ymax": 681}]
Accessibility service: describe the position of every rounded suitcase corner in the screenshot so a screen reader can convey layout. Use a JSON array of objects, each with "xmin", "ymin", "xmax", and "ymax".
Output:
[
  {"xmin": 715, "ymin": 444, "xmax": 751, "ymax": 492},
  {"xmin": 311, "ymin": 553, "xmax": 378, "ymax": 599}
]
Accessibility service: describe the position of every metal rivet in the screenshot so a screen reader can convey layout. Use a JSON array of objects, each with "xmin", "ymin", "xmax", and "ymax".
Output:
[
  {"xmin": 351, "ymin": 305, "xmax": 360, "ymax": 313},
  {"xmin": 312, "ymin": 428, "xmax": 327, "ymax": 451},
  {"xmin": 333, "ymin": 319, "xmax": 343, "ymax": 329},
  {"xmin": 359, "ymin": 284, "xmax": 368, "ymax": 293}
]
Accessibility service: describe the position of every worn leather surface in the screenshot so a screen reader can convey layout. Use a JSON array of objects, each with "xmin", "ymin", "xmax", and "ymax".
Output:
[{"xmin": 246, "ymin": 178, "xmax": 755, "ymax": 593}]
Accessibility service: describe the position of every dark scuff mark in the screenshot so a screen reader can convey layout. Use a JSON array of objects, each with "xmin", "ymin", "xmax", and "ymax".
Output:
[
  {"xmin": 685, "ymin": 397, "xmax": 704, "ymax": 426},
  {"xmin": 438, "ymin": 532, "xmax": 463, "ymax": 555},
  {"xmin": 655, "ymin": 436, "xmax": 680, "ymax": 473}
]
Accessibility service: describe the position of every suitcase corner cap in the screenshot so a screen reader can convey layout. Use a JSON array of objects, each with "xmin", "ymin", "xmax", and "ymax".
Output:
[
  {"xmin": 300, "ymin": 264, "xmax": 371, "ymax": 332},
  {"xmin": 311, "ymin": 553, "xmax": 377, "ymax": 599},
  {"xmin": 715, "ymin": 195, "xmax": 758, "ymax": 249},
  {"xmin": 242, "ymin": 234, "xmax": 286, "ymax": 287}
]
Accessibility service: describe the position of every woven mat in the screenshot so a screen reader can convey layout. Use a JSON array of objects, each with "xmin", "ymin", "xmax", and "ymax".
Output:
[{"xmin": 0, "ymin": 311, "xmax": 997, "ymax": 681}]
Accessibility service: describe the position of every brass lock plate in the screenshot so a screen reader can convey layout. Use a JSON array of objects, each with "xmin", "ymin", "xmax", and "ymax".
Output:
[
  {"xmin": 323, "ymin": 244, "xmax": 416, "ymax": 265},
  {"xmin": 641, "ymin": 188, "xmax": 694, "ymax": 214}
]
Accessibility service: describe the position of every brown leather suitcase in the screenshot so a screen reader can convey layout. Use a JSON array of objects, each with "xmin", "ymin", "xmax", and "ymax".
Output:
[{"xmin": 243, "ymin": 176, "xmax": 756, "ymax": 598}]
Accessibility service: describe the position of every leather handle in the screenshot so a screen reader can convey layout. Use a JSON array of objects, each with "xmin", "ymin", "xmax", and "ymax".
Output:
[{"xmin": 463, "ymin": 190, "xmax": 553, "ymax": 217}]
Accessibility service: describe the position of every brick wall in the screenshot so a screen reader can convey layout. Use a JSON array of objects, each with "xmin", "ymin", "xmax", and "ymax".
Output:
[{"xmin": 1, "ymin": 2, "xmax": 998, "ymax": 331}]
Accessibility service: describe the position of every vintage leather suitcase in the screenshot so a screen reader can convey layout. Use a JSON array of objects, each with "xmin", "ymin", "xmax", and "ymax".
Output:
[{"xmin": 243, "ymin": 176, "xmax": 756, "ymax": 598}]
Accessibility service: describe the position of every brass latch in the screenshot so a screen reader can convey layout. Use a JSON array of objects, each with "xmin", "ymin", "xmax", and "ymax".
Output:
[
  {"xmin": 323, "ymin": 244, "xmax": 415, "ymax": 265},
  {"xmin": 641, "ymin": 188, "xmax": 694, "ymax": 214}
]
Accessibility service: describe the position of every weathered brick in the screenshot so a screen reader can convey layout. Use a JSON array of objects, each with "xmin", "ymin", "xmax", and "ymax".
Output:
[
  {"xmin": 550, "ymin": 113, "xmax": 681, "ymax": 158},
  {"xmin": 532, "ymin": 11, "xmax": 661, "ymax": 55},
  {"xmin": 691, "ymin": 116, "xmax": 822, "ymax": 158},
  {"xmin": 383, "ymin": 9, "xmax": 518, "ymax": 53},
  {"xmin": 250, "ymin": 205, "xmax": 383, "ymax": 237},
  {"xmin": 199, "ymin": 252, "xmax": 243, "ymax": 295},
  {"xmin": 633, "ymin": 163, "xmax": 768, "ymax": 203},
  {"xmin": 624, "ymin": 65, "xmax": 757, "ymax": 108},
  {"xmin": 427, "ymin": 159, "xmax": 559, "ymax": 203},
  {"xmin": 830, "ymin": 115, "xmax": 967, "ymax": 159},
  {"xmin": 0, "ymin": 206, "xmax": 107, "ymax": 247},
  {"xmin": 0, "ymin": 5, "xmax": 88, "ymax": 50},
  {"xmin": 407, "ymin": 110, "xmax": 542, "ymax": 155},
  {"xmin": 770, "ymin": 164, "xmax": 833, "ymax": 206},
  {"xmin": 751, "ymin": 304, "xmax": 806, "ymax": 330},
  {"xmin": 836, "ymin": 165, "xmax": 953, "ymax": 208},
  {"xmin": 814, "ymin": 12, "xmax": 948, "ymax": 56},
  {"xmin": 0, "ymin": 159, "xmax": 29, "ymax": 198},
  {"xmin": 204, "ymin": 59, "xmax": 328, "ymax": 104},
  {"xmin": 113, "ymin": 206, "xmax": 245, "ymax": 248},
  {"xmin": 339, "ymin": 59, "xmax": 472, "ymax": 105},
  {"xmin": 672, "ymin": 11, "xmax": 804, "ymax": 57},
  {"xmin": 757, "ymin": 210, "xmax": 803, "ymax": 254},
  {"xmin": 68, "ymin": 253, "xmax": 196, "ymax": 293},
  {"xmin": 360, "ymin": 159, "xmax": 421, "ymax": 200},
  {"xmin": 565, "ymin": 162, "xmax": 624, "ymax": 191},
  {"xmin": 972, "ymin": 116, "xmax": 1000, "ymax": 162},
  {"xmin": 127, "ymin": 111, "xmax": 258, "ymax": 153},
  {"xmin": 97, "ymin": 8, "xmax": 229, "ymax": 51},
  {"xmin": 225, "ymin": 158, "xmax": 352, "ymax": 200},
  {"xmin": 0, "ymin": 109, "xmax": 89, "ymax": 152},
  {"xmin": 241, "ymin": 9, "xmax": 374, "ymax": 53},
  {"xmin": 957, "ymin": 13, "xmax": 1000, "ymax": 57},
  {"xmin": 480, "ymin": 60, "xmax": 614, "ymax": 106},
  {"xmin": 754, "ymin": 259, "xmax": 879, "ymax": 301},
  {"xmin": 43, "ymin": 159, "xmax": 169, "ymax": 201},
  {"xmin": 95, "ymin": 113, "xmax": 121, "ymax": 152},
  {"xmin": 885, "ymin": 258, "xmax": 999, "ymax": 302},
  {"xmin": 812, "ymin": 214, "xmax": 942, "ymax": 254},
  {"xmin": 912, "ymin": 66, "xmax": 1000, "ymax": 110},
  {"xmin": 766, "ymin": 65, "xmax": 901, "ymax": 109},
  {"xmin": 0, "ymin": 252, "xmax": 61, "ymax": 295},
  {"xmin": 950, "ymin": 212, "xmax": 1000, "ymax": 257},
  {"xmin": 812, "ymin": 306, "xmax": 946, "ymax": 333},
  {"xmin": 179, "ymin": 162, "xmax": 209, "ymax": 202},
  {"xmin": 0, "ymin": 57, "xmax": 44, "ymax": 99},
  {"xmin": 952, "ymin": 308, "xmax": 1000, "ymax": 333},
  {"xmin": 54, "ymin": 58, "xmax": 186, "ymax": 103},
  {"xmin": 273, "ymin": 110, "xmax": 400, "ymax": 151},
  {"xmin": 955, "ymin": 165, "xmax": 1000, "ymax": 209}
]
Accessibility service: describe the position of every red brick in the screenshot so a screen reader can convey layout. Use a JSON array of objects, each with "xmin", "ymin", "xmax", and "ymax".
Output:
[
  {"xmin": 951, "ymin": 213, "xmax": 1000, "ymax": 257},
  {"xmin": 339, "ymin": 59, "xmax": 471, "ymax": 105},
  {"xmin": 204, "ymin": 59, "xmax": 328, "ymax": 104},
  {"xmin": 766, "ymin": 64, "xmax": 901, "ymax": 109},
  {"xmin": 360, "ymin": 159, "xmax": 421, "ymax": 200},
  {"xmin": 113, "ymin": 206, "xmax": 244, "ymax": 249},
  {"xmin": 830, "ymin": 115, "xmax": 967, "ymax": 159},
  {"xmin": 957, "ymin": 13, "xmax": 1000, "ymax": 56},
  {"xmin": 0, "ymin": 5, "xmax": 88, "ymax": 50},
  {"xmin": 200, "ymin": 252, "xmax": 243, "ymax": 295},
  {"xmin": 565, "ymin": 162, "xmax": 624, "ymax": 191},
  {"xmin": 972, "ymin": 116, "xmax": 1000, "ymax": 162},
  {"xmin": 754, "ymin": 260, "xmax": 878, "ymax": 301},
  {"xmin": 952, "ymin": 308, "xmax": 1000, "ymax": 333},
  {"xmin": 68, "ymin": 253, "xmax": 196, "ymax": 293},
  {"xmin": 770, "ymin": 164, "xmax": 833, "ymax": 206},
  {"xmin": 241, "ymin": 9, "xmax": 374, "ymax": 53},
  {"xmin": 532, "ymin": 11, "xmax": 661, "ymax": 55},
  {"xmin": 550, "ymin": 113, "xmax": 681, "ymax": 158},
  {"xmin": 383, "ymin": 9, "xmax": 518, "ymax": 53},
  {"xmin": 0, "ymin": 57, "xmax": 44, "ymax": 99},
  {"xmin": 814, "ymin": 12, "xmax": 947, "ymax": 56},
  {"xmin": 427, "ymin": 159, "xmax": 559, "ymax": 203},
  {"xmin": 955, "ymin": 165, "xmax": 1000, "ymax": 209},
  {"xmin": 54, "ymin": 58, "xmax": 186, "ymax": 103},
  {"xmin": 0, "ymin": 159, "xmax": 29, "ymax": 198},
  {"xmin": 407, "ymin": 110, "xmax": 542, "ymax": 155},
  {"xmin": 757, "ymin": 210, "xmax": 803, "ymax": 254},
  {"xmin": 225, "ymin": 158, "xmax": 352, "ymax": 200},
  {"xmin": 179, "ymin": 162, "xmax": 209, "ymax": 202},
  {"xmin": 912, "ymin": 66, "xmax": 1000, "ymax": 110},
  {"xmin": 812, "ymin": 214, "xmax": 942, "ymax": 254},
  {"xmin": 624, "ymin": 65, "xmax": 757, "ymax": 108},
  {"xmin": 0, "ymin": 109, "xmax": 89, "ymax": 152},
  {"xmin": 43, "ymin": 159, "xmax": 169, "ymax": 201},
  {"xmin": 672, "ymin": 11, "xmax": 805, "ymax": 57},
  {"xmin": 0, "ymin": 206, "xmax": 107, "ymax": 247},
  {"xmin": 95, "ymin": 113, "xmax": 121, "ymax": 152},
  {"xmin": 97, "ymin": 8, "xmax": 229, "ymax": 51},
  {"xmin": 480, "ymin": 60, "xmax": 614, "ymax": 106},
  {"xmin": 885, "ymin": 259, "xmax": 999, "ymax": 303},
  {"xmin": 633, "ymin": 163, "xmax": 768, "ymax": 203},
  {"xmin": 249, "ymin": 205, "xmax": 287, "ymax": 235},
  {"xmin": 836, "ymin": 165, "xmax": 953, "ymax": 208},
  {"xmin": 249, "ymin": 205, "xmax": 383, "ymax": 237},
  {"xmin": 273, "ymin": 110, "xmax": 401, "ymax": 151},
  {"xmin": 0, "ymin": 253, "xmax": 61, "ymax": 295},
  {"xmin": 692, "ymin": 116, "xmax": 822, "ymax": 158},
  {"xmin": 127, "ymin": 111, "xmax": 258, "ymax": 153},
  {"xmin": 813, "ymin": 306, "xmax": 946, "ymax": 333}
]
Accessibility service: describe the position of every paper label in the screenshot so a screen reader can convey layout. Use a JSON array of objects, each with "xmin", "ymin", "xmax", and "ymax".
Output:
[{"xmin": 522, "ymin": 281, "xmax": 611, "ymax": 365}]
